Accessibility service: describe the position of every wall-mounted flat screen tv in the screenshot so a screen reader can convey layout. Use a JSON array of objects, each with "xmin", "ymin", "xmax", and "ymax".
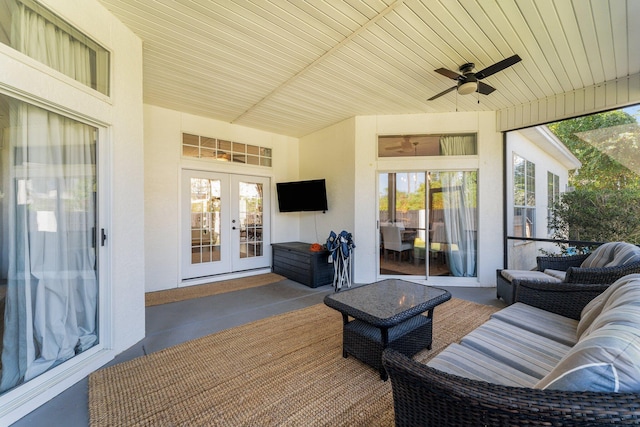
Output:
[{"xmin": 276, "ymin": 179, "xmax": 328, "ymax": 212}]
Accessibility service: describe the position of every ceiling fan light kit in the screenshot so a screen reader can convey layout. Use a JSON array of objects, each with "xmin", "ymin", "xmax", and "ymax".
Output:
[
  {"xmin": 429, "ymin": 54, "xmax": 521, "ymax": 100},
  {"xmin": 458, "ymin": 80, "xmax": 478, "ymax": 95}
]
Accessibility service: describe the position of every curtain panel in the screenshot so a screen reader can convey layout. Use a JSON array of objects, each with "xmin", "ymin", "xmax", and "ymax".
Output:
[
  {"xmin": 440, "ymin": 171, "xmax": 477, "ymax": 277},
  {"xmin": 439, "ymin": 135, "xmax": 476, "ymax": 155}
]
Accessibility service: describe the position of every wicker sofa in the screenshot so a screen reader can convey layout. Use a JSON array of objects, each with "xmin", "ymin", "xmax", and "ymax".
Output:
[
  {"xmin": 497, "ymin": 241, "xmax": 640, "ymax": 305},
  {"xmin": 382, "ymin": 276, "xmax": 640, "ymax": 426}
]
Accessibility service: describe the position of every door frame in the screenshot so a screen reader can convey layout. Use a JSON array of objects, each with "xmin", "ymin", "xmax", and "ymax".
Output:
[{"xmin": 180, "ymin": 169, "xmax": 271, "ymax": 280}]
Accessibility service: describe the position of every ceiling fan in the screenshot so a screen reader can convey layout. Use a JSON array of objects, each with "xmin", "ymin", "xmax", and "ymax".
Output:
[
  {"xmin": 385, "ymin": 136, "xmax": 419, "ymax": 153},
  {"xmin": 428, "ymin": 54, "xmax": 521, "ymax": 101}
]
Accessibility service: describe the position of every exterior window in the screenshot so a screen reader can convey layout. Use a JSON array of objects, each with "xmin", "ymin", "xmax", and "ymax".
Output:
[
  {"xmin": 182, "ymin": 133, "xmax": 272, "ymax": 167},
  {"xmin": 547, "ymin": 172, "xmax": 560, "ymax": 235},
  {"xmin": 378, "ymin": 134, "xmax": 476, "ymax": 158},
  {"xmin": 0, "ymin": 0, "xmax": 110, "ymax": 95},
  {"xmin": 513, "ymin": 154, "xmax": 535, "ymax": 237}
]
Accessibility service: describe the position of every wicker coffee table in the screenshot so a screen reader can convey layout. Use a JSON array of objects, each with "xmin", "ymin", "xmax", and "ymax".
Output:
[{"xmin": 324, "ymin": 279, "xmax": 451, "ymax": 380}]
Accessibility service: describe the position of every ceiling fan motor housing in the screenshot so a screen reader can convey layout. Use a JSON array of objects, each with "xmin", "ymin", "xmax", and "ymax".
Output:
[{"xmin": 459, "ymin": 63, "xmax": 475, "ymax": 74}]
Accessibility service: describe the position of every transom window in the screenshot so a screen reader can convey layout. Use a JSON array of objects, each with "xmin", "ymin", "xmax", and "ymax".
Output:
[
  {"xmin": 0, "ymin": 0, "xmax": 110, "ymax": 96},
  {"xmin": 378, "ymin": 133, "xmax": 476, "ymax": 158},
  {"xmin": 182, "ymin": 133, "xmax": 272, "ymax": 167}
]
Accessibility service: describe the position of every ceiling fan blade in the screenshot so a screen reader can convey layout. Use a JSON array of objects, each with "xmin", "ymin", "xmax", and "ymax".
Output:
[
  {"xmin": 434, "ymin": 68, "xmax": 462, "ymax": 80},
  {"xmin": 428, "ymin": 86, "xmax": 457, "ymax": 101},
  {"xmin": 477, "ymin": 81, "xmax": 496, "ymax": 95},
  {"xmin": 474, "ymin": 54, "xmax": 521, "ymax": 79}
]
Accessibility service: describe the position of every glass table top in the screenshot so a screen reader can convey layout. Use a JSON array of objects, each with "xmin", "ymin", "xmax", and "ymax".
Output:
[{"xmin": 324, "ymin": 279, "xmax": 451, "ymax": 325}]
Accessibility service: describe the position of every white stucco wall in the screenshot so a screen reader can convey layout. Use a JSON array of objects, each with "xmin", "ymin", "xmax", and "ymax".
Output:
[
  {"xmin": 0, "ymin": 0, "xmax": 144, "ymax": 424},
  {"xmin": 297, "ymin": 118, "xmax": 356, "ymax": 245},
  {"xmin": 298, "ymin": 111, "xmax": 504, "ymax": 287},
  {"xmin": 351, "ymin": 111, "xmax": 503, "ymax": 287},
  {"xmin": 144, "ymin": 105, "xmax": 299, "ymax": 292}
]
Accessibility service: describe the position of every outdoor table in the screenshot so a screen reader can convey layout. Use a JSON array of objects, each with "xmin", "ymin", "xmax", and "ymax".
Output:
[{"xmin": 324, "ymin": 279, "xmax": 451, "ymax": 380}]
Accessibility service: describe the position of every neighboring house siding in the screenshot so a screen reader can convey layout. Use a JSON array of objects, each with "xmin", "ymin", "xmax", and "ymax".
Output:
[{"xmin": 505, "ymin": 130, "xmax": 574, "ymax": 270}]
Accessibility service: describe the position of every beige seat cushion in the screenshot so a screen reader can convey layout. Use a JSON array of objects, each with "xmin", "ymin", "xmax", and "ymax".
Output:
[
  {"xmin": 427, "ymin": 343, "xmax": 539, "ymax": 388},
  {"xmin": 500, "ymin": 270, "xmax": 561, "ymax": 283},
  {"xmin": 543, "ymin": 269, "xmax": 566, "ymax": 281},
  {"xmin": 491, "ymin": 302, "xmax": 578, "ymax": 347}
]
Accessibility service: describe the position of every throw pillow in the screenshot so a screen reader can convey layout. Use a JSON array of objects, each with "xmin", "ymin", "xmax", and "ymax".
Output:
[
  {"xmin": 537, "ymin": 309, "xmax": 640, "ymax": 392},
  {"xmin": 541, "ymin": 363, "xmax": 618, "ymax": 392}
]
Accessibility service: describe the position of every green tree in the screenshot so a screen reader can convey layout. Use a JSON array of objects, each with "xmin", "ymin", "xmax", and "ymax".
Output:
[
  {"xmin": 548, "ymin": 110, "xmax": 640, "ymax": 190},
  {"xmin": 549, "ymin": 189, "xmax": 640, "ymax": 244},
  {"xmin": 548, "ymin": 109, "xmax": 640, "ymax": 245},
  {"xmin": 379, "ymin": 179, "xmax": 427, "ymax": 213}
]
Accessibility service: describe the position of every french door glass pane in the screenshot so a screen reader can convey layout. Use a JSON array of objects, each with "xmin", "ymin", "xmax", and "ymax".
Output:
[
  {"xmin": 238, "ymin": 181, "xmax": 263, "ymax": 258},
  {"xmin": 190, "ymin": 178, "xmax": 221, "ymax": 264}
]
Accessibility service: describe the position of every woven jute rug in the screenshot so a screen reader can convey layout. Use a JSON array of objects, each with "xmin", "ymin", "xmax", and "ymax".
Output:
[
  {"xmin": 145, "ymin": 273, "xmax": 285, "ymax": 307},
  {"xmin": 89, "ymin": 298, "xmax": 499, "ymax": 426}
]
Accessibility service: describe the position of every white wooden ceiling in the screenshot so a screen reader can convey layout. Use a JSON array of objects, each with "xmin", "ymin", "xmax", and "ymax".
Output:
[{"xmin": 97, "ymin": 0, "xmax": 639, "ymax": 137}]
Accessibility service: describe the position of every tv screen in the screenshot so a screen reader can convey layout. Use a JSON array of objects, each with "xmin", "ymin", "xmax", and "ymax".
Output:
[{"xmin": 276, "ymin": 179, "xmax": 328, "ymax": 212}]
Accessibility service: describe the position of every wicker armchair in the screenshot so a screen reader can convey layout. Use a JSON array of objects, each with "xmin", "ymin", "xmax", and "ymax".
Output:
[
  {"xmin": 383, "ymin": 281, "xmax": 640, "ymax": 426},
  {"xmin": 497, "ymin": 246, "xmax": 640, "ymax": 305}
]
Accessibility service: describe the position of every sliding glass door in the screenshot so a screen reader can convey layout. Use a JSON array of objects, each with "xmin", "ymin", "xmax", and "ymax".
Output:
[
  {"xmin": 0, "ymin": 94, "xmax": 100, "ymax": 395},
  {"xmin": 378, "ymin": 170, "xmax": 477, "ymax": 278}
]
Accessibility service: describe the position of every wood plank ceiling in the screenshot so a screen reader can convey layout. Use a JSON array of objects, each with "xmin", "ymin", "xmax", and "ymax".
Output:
[{"xmin": 97, "ymin": 0, "xmax": 639, "ymax": 137}]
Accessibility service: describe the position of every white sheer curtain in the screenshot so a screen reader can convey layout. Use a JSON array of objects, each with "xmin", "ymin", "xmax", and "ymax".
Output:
[
  {"xmin": 439, "ymin": 135, "xmax": 476, "ymax": 155},
  {"xmin": 440, "ymin": 172, "xmax": 477, "ymax": 277},
  {"xmin": 1, "ymin": 2, "xmax": 97, "ymax": 393},
  {"xmin": 10, "ymin": 0, "xmax": 94, "ymax": 88}
]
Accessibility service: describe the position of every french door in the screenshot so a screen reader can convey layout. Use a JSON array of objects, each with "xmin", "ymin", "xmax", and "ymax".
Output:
[{"xmin": 181, "ymin": 170, "xmax": 270, "ymax": 280}]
